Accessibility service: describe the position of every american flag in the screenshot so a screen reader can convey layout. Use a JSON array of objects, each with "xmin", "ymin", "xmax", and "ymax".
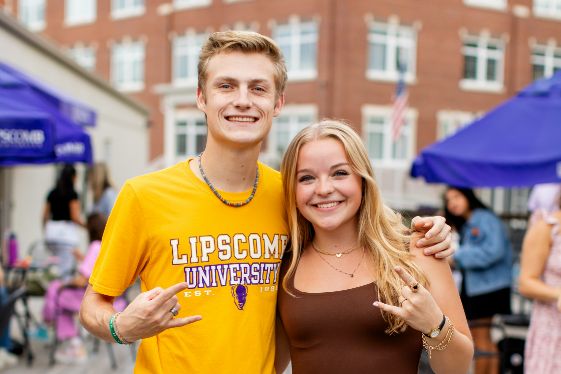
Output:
[{"xmin": 391, "ymin": 69, "xmax": 408, "ymax": 142}]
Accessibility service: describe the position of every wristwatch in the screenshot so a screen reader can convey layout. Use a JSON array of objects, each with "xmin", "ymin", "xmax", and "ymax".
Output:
[{"xmin": 424, "ymin": 315, "xmax": 446, "ymax": 338}]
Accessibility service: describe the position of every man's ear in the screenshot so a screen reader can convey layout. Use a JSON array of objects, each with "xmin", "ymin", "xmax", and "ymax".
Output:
[
  {"xmin": 273, "ymin": 93, "xmax": 285, "ymax": 117},
  {"xmin": 196, "ymin": 87, "xmax": 206, "ymax": 111}
]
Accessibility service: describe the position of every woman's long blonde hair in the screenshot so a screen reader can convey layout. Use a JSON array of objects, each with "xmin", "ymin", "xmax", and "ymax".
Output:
[{"xmin": 280, "ymin": 119, "xmax": 427, "ymax": 334}]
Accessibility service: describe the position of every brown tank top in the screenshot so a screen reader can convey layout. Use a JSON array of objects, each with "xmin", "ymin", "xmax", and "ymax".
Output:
[{"xmin": 278, "ymin": 262, "xmax": 422, "ymax": 374}]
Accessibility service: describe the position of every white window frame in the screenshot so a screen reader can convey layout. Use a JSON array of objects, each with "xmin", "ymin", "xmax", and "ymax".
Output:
[
  {"xmin": 265, "ymin": 105, "xmax": 317, "ymax": 162},
  {"xmin": 111, "ymin": 0, "xmax": 145, "ymax": 19},
  {"xmin": 464, "ymin": 0, "xmax": 507, "ymax": 11},
  {"xmin": 18, "ymin": 0, "xmax": 45, "ymax": 31},
  {"xmin": 460, "ymin": 34, "xmax": 505, "ymax": 93},
  {"xmin": 362, "ymin": 105, "xmax": 417, "ymax": 168},
  {"xmin": 65, "ymin": 0, "xmax": 96, "ymax": 26},
  {"xmin": 366, "ymin": 20, "xmax": 417, "ymax": 82},
  {"xmin": 436, "ymin": 111, "xmax": 476, "ymax": 140},
  {"xmin": 533, "ymin": 0, "xmax": 561, "ymax": 20},
  {"xmin": 531, "ymin": 43, "xmax": 561, "ymax": 79},
  {"xmin": 273, "ymin": 17, "xmax": 318, "ymax": 81},
  {"xmin": 172, "ymin": 32, "xmax": 207, "ymax": 87},
  {"xmin": 67, "ymin": 45, "xmax": 96, "ymax": 71},
  {"xmin": 173, "ymin": 0, "xmax": 211, "ymax": 10},
  {"xmin": 174, "ymin": 110, "xmax": 207, "ymax": 163},
  {"xmin": 111, "ymin": 40, "xmax": 145, "ymax": 92}
]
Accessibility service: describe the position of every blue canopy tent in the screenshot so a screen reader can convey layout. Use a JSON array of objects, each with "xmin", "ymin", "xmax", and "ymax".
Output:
[
  {"xmin": 0, "ymin": 62, "xmax": 94, "ymax": 165},
  {"xmin": 411, "ymin": 71, "xmax": 561, "ymax": 187}
]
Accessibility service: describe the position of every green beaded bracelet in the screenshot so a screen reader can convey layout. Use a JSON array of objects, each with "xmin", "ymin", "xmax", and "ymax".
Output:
[{"xmin": 109, "ymin": 313, "xmax": 125, "ymax": 344}]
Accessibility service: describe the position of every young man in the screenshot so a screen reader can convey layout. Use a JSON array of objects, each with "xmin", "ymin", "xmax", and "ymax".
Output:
[{"xmin": 80, "ymin": 31, "xmax": 452, "ymax": 373}]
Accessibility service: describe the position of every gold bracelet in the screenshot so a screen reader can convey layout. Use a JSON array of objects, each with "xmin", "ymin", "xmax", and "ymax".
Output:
[{"xmin": 422, "ymin": 317, "xmax": 455, "ymax": 359}]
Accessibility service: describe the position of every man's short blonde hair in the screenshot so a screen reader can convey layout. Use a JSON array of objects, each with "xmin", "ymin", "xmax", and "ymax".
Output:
[{"xmin": 198, "ymin": 30, "xmax": 288, "ymax": 98}]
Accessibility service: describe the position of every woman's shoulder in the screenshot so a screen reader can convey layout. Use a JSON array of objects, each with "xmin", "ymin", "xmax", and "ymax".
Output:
[{"xmin": 470, "ymin": 208, "xmax": 500, "ymax": 224}]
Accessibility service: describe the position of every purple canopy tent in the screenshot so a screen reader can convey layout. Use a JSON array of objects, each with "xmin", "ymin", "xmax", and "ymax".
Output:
[
  {"xmin": 0, "ymin": 62, "xmax": 94, "ymax": 165},
  {"xmin": 411, "ymin": 71, "xmax": 561, "ymax": 187}
]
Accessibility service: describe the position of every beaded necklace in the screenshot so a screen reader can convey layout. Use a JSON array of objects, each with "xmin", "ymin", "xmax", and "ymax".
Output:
[{"xmin": 197, "ymin": 153, "xmax": 259, "ymax": 208}]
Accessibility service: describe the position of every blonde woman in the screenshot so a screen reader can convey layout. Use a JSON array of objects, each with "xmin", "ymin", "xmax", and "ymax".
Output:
[
  {"xmin": 88, "ymin": 162, "xmax": 117, "ymax": 218},
  {"xmin": 276, "ymin": 120, "xmax": 473, "ymax": 374}
]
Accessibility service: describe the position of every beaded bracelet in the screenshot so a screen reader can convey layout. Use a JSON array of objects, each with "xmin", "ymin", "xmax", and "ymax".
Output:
[
  {"xmin": 109, "ymin": 312, "xmax": 132, "ymax": 345},
  {"xmin": 421, "ymin": 317, "xmax": 455, "ymax": 359}
]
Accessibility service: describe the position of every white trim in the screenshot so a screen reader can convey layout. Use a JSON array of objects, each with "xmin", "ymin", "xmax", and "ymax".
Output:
[
  {"xmin": 172, "ymin": 110, "xmax": 207, "ymax": 164},
  {"xmin": 18, "ymin": 0, "xmax": 45, "ymax": 31},
  {"xmin": 361, "ymin": 104, "xmax": 418, "ymax": 169},
  {"xmin": 272, "ymin": 17, "xmax": 318, "ymax": 82},
  {"xmin": 461, "ymin": 33, "xmax": 505, "ymax": 91},
  {"xmin": 464, "ymin": 0, "xmax": 507, "ymax": 11},
  {"xmin": 172, "ymin": 31, "xmax": 207, "ymax": 87},
  {"xmin": 66, "ymin": 44, "xmax": 96, "ymax": 71},
  {"xmin": 111, "ymin": 0, "xmax": 145, "ymax": 20},
  {"xmin": 64, "ymin": 0, "xmax": 97, "ymax": 26},
  {"xmin": 436, "ymin": 110, "xmax": 476, "ymax": 140},
  {"xmin": 533, "ymin": 0, "xmax": 561, "ymax": 20},
  {"xmin": 366, "ymin": 19, "xmax": 417, "ymax": 82},
  {"xmin": 459, "ymin": 79, "xmax": 504, "ymax": 93},
  {"xmin": 173, "ymin": 0, "xmax": 212, "ymax": 11},
  {"xmin": 531, "ymin": 41, "xmax": 561, "ymax": 79},
  {"xmin": 110, "ymin": 39, "xmax": 146, "ymax": 92},
  {"xmin": 263, "ymin": 105, "xmax": 317, "ymax": 167}
]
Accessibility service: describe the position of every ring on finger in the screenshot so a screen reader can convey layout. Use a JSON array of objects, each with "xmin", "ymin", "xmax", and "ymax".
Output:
[
  {"xmin": 410, "ymin": 282, "xmax": 419, "ymax": 293},
  {"xmin": 170, "ymin": 306, "xmax": 179, "ymax": 317},
  {"xmin": 399, "ymin": 298, "xmax": 408, "ymax": 307}
]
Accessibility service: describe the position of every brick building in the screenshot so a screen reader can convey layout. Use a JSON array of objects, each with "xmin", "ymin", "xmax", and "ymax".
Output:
[{"xmin": 1, "ymin": 0, "xmax": 560, "ymax": 210}]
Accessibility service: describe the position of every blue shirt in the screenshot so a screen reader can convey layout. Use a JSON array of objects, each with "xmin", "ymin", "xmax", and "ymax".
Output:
[{"xmin": 454, "ymin": 208, "xmax": 513, "ymax": 297}]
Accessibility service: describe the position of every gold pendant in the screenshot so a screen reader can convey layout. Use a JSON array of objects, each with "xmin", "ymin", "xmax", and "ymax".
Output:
[{"xmin": 336, "ymin": 253, "xmax": 342, "ymax": 258}]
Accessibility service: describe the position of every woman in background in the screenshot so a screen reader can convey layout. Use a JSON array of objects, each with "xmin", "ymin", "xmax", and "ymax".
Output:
[
  {"xmin": 519, "ymin": 198, "xmax": 561, "ymax": 374},
  {"xmin": 43, "ymin": 164, "xmax": 84, "ymax": 279},
  {"xmin": 89, "ymin": 162, "xmax": 117, "ymax": 219},
  {"xmin": 445, "ymin": 187, "xmax": 512, "ymax": 374}
]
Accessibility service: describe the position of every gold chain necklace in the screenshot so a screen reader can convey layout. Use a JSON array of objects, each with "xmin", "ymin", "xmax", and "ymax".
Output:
[
  {"xmin": 311, "ymin": 241, "xmax": 360, "ymax": 258},
  {"xmin": 314, "ymin": 246, "xmax": 366, "ymax": 278}
]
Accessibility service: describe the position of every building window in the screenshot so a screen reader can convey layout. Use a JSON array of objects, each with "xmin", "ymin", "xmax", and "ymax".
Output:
[
  {"xmin": 173, "ymin": 32, "xmax": 207, "ymax": 86},
  {"xmin": 18, "ymin": 0, "xmax": 45, "ymax": 31},
  {"xmin": 273, "ymin": 18, "xmax": 318, "ymax": 81},
  {"xmin": 67, "ymin": 46, "xmax": 96, "ymax": 71},
  {"xmin": 111, "ymin": 0, "xmax": 145, "ymax": 19},
  {"xmin": 534, "ymin": 0, "xmax": 561, "ymax": 19},
  {"xmin": 173, "ymin": 0, "xmax": 211, "ymax": 10},
  {"xmin": 436, "ymin": 111, "xmax": 476, "ymax": 140},
  {"xmin": 460, "ymin": 34, "xmax": 504, "ymax": 92},
  {"xmin": 362, "ymin": 105, "xmax": 416, "ymax": 166},
  {"xmin": 267, "ymin": 106, "xmax": 316, "ymax": 162},
  {"xmin": 367, "ymin": 21, "xmax": 417, "ymax": 82},
  {"xmin": 175, "ymin": 114, "xmax": 207, "ymax": 158},
  {"xmin": 464, "ymin": 0, "xmax": 507, "ymax": 10},
  {"xmin": 531, "ymin": 44, "xmax": 561, "ymax": 80},
  {"xmin": 111, "ymin": 41, "xmax": 145, "ymax": 92},
  {"xmin": 65, "ymin": 0, "xmax": 96, "ymax": 25}
]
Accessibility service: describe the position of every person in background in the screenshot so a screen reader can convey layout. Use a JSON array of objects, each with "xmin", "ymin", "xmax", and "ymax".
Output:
[
  {"xmin": 88, "ymin": 162, "xmax": 117, "ymax": 219},
  {"xmin": 43, "ymin": 213, "xmax": 125, "ymax": 364},
  {"xmin": 0, "ymin": 265, "xmax": 18, "ymax": 370},
  {"xmin": 43, "ymin": 164, "xmax": 85, "ymax": 279},
  {"xmin": 275, "ymin": 120, "xmax": 473, "ymax": 374},
  {"xmin": 519, "ymin": 198, "xmax": 561, "ymax": 374},
  {"xmin": 445, "ymin": 187, "xmax": 513, "ymax": 374}
]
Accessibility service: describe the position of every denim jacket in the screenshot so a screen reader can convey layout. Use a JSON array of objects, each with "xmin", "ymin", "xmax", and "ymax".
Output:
[{"xmin": 454, "ymin": 208, "xmax": 513, "ymax": 297}]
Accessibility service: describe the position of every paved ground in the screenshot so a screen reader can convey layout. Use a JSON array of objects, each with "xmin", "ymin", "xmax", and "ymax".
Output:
[{"xmin": 2, "ymin": 296, "xmax": 136, "ymax": 373}]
